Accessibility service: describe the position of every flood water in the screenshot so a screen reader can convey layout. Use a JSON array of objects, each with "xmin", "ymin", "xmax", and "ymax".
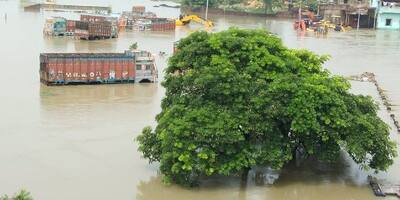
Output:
[{"xmin": 0, "ymin": 0, "xmax": 400, "ymax": 199}]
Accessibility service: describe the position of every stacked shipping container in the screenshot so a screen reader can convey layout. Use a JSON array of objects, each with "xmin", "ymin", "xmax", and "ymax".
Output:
[{"xmin": 39, "ymin": 51, "xmax": 157, "ymax": 85}]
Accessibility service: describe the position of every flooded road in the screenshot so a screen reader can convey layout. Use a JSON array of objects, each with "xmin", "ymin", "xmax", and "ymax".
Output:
[{"xmin": 0, "ymin": 0, "xmax": 399, "ymax": 199}]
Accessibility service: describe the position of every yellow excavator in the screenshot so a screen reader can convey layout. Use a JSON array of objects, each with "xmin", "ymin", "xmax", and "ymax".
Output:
[{"xmin": 176, "ymin": 15, "xmax": 213, "ymax": 28}]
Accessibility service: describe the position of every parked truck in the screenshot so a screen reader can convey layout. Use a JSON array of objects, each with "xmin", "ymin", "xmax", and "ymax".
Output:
[
  {"xmin": 75, "ymin": 20, "xmax": 112, "ymax": 40},
  {"xmin": 53, "ymin": 17, "xmax": 67, "ymax": 36},
  {"xmin": 39, "ymin": 50, "xmax": 157, "ymax": 85},
  {"xmin": 80, "ymin": 14, "xmax": 119, "ymax": 38}
]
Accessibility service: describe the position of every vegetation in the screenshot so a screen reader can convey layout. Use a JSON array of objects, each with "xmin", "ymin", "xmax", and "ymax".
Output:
[
  {"xmin": 1, "ymin": 190, "xmax": 33, "ymax": 200},
  {"xmin": 181, "ymin": 0, "xmax": 219, "ymax": 8},
  {"xmin": 262, "ymin": 0, "xmax": 274, "ymax": 13},
  {"xmin": 129, "ymin": 42, "xmax": 138, "ymax": 51},
  {"xmin": 136, "ymin": 28, "xmax": 397, "ymax": 186},
  {"xmin": 290, "ymin": 0, "xmax": 320, "ymax": 13},
  {"xmin": 180, "ymin": 0, "xmax": 321, "ymax": 14},
  {"xmin": 181, "ymin": 0, "xmax": 287, "ymax": 14}
]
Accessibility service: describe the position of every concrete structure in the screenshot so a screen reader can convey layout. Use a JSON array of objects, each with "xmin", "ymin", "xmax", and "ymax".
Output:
[
  {"xmin": 373, "ymin": 0, "xmax": 400, "ymax": 29},
  {"xmin": 319, "ymin": 0, "xmax": 375, "ymax": 28},
  {"xmin": 24, "ymin": 3, "xmax": 112, "ymax": 14}
]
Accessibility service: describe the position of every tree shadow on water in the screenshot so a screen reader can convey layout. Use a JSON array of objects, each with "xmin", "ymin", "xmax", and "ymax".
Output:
[
  {"xmin": 276, "ymin": 151, "xmax": 369, "ymax": 187},
  {"xmin": 136, "ymin": 175, "xmax": 248, "ymax": 200},
  {"xmin": 136, "ymin": 152, "xmax": 372, "ymax": 200}
]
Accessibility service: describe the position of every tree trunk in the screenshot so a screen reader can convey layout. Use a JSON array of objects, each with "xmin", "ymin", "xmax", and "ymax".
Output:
[
  {"xmin": 240, "ymin": 167, "xmax": 250, "ymax": 188},
  {"xmin": 239, "ymin": 168, "xmax": 249, "ymax": 199}
]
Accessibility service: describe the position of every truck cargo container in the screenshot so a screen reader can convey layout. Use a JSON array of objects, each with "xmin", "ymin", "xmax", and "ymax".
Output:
[
  {"xmin": 81, "ymin": 14, "xmax": 119, "ymax": 25},
  {"xmin": 39, "ymin": 50, "xmax": 157, "ymax": 85},
  {"xmin": 75, "ymin": 20, "xmax": 112, "ymax": 40},
  {"xmin": 79, "ymin": 14, "xmax": 119, "ymax": 38},
  {"xmin": 80, "ymin": 14, "xmax": 106, "ymax": 22},
  {"xmin": 150, "ymin": 18, "xmax": 175, "ymax": 31},
  {"xmin": 66, "ymin": 20, "xmax": 76, "ymax": 35},
  {"xmin": 74, "ymin": 21, "xmax": 89, "ymax": 39}
]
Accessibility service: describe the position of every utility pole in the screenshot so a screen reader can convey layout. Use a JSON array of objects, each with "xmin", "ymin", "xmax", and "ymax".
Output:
[
  {"xmin": 373, "ymin": 0, "xmax": 379, "ymax": 29},
  {"xmin": 205, "ymin": 0, "xmax": 209, "ymax": 20},
  {"xmin": 298, "ymin": 1, "xmax": 302, "ymax": 32},
  {"xmin": 357, "ymin": 0, "xmax": 361, "ymax": 30}
]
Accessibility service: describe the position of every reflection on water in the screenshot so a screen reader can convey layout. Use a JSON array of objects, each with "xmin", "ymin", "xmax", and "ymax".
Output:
[
  {"xmin": 0, "ymin": 0, "xmax": 399, "ymax": 199},
  {"xmin": 135, "ymin": 154, "xmax": 376, "ymax": 200}
]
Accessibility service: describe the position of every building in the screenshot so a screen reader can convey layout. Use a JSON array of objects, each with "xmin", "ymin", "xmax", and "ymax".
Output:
[
  {"xmin": 374, "ymin": 0, "xmax": 400, "ymax": 29},
  {"xmin": 319, "ymin": 0, "xmax": 375, "ymax": 28}
]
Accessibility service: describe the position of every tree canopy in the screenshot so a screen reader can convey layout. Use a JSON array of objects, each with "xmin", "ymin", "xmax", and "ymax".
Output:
[
  {"xmin": 1, "ymin": 190, "xmax": 33, "ymax": 200},
  {"xmin": 137, "ymin": 28, "xmax": 397, "ymax": 186}
]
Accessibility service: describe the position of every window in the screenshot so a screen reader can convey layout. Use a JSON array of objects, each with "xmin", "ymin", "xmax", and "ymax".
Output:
[
  {"xmin": 344, "ymin": 0, "xmax": 348, "ymax": 4},
  {"xmin": 385, "ymin": 18, "xmax": 392, "ymax": 26},
  {"xmin": 136, "ymin": 64, "xmax": 142, "ymax": 70},
  {"xmin": 145, "ymin": 65, "xmax": 151, "ymax": 70}
]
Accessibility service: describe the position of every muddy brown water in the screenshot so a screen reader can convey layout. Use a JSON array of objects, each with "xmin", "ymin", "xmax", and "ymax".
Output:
[{"xmin": 0, "ymin": 0, "xmax": 399, "ymax": 199}]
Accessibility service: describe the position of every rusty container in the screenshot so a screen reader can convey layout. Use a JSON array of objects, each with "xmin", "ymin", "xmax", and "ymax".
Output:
[
  {"xmin": 87, "ymin": 21, "xmax": 112, "ymax": 39},
  {"xmin": 80, "ymin": 58, "xmax": 88, "ymax": 82},
  {"xmin": 75, "ymin": 21, "xmax": 89, "ymax": 39},
  {"xmin": 102, "ymin": 58, "xmax": 109, "ymax": 80},
  {"xmin": 39, "ymin": 53, "xmax": 137, "ymax": 85},
  {"xmin": 80, "ymin": 14, "xmax": 106, "ymax": 22}
]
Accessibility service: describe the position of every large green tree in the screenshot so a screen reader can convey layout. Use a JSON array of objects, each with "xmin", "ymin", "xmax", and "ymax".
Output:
[{"xmin": 137, "ymin": 28, "xmax": 397, "ymax": 186}]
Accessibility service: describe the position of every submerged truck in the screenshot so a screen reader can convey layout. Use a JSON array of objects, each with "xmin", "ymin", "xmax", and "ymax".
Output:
[
  {"xmin": 79, "ymin": 14, "xmax": 119, "ymax": 39},
  {"xmin": 39, "ymin": 50, "xmax": 157, "ymax": 85},
  {"xmin": 75, "ymin": 20, "xmax": 113, "ymax": 40}
]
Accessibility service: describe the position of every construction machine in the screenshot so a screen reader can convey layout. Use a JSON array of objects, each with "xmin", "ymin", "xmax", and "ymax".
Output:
[{"xmin": 176, "ymin": 15, "xmax": 213, "ymax": 28}]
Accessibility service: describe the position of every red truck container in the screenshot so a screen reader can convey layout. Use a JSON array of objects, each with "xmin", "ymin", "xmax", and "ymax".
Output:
[
  {"xmin": 40, "ymin": 53, "xmax": 135, "ymax": 85},
  {"xmin": 75, "ymin": 21, "xmax": 112, "ymax": 40},
  {"xmin": 150, "ymin": 18, "xmax": 176, "ymax": 31},
  {"xmin": 66, "ymin": 20, "xmax": 76, "ymax": 35}
]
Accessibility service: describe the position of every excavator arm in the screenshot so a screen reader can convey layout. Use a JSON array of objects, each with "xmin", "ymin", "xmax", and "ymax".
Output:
[{"xmin": 176, "ymin": 15, "xmax": 213, "ymax": 27}]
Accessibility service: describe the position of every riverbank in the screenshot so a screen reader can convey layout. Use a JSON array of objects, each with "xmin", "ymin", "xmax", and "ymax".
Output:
[{"xmin": 181, "ymin": 5, "xmax": 295, "ymax": 18}]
